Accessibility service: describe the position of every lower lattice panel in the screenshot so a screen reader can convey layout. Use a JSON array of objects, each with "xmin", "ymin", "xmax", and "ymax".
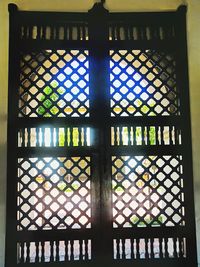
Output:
[
  {"xmin": 17, "ymin": 239, "xmax": 92, "ymax": 263},
  {"xmin": 112, "ymin": 155, "xmax": 185, "ymax": 228},
  {"xmin": 17, "ymin": 157, "xmax": 91, "ymax": 230}
]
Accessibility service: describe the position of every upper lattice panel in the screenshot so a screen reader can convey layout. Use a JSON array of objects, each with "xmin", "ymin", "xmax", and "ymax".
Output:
[
  {"xmin": 110, "ymin": 50, "xmax": 179, "ymax": 117},
  {"xmin": 19, "ymin": 50, "xmax": 89, "ymax": 117}
]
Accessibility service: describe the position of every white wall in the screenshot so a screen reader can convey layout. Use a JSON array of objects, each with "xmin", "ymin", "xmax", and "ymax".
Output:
[{"xmin": 0, "ymin": 0, "xmax": 200, "ymax": 266}]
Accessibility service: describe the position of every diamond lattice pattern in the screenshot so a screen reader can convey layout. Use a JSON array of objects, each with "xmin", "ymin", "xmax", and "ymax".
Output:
[
  {"xmin": 112, "ymin": 155, "xmax": 185, "ymax": 228},
  {"xmin": 17, "ymin": 157, "xmax": 91, "ymax": 230},
  {"xmin": 110, "ymin": 50, "xmax": 179, "ymax": 116},
  {"xmin": 19, "ymin": 50, "xmax": 89, "ymax": 117}
]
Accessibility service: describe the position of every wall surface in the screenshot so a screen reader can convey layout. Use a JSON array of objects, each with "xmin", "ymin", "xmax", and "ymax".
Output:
[{"xmin": 0, "ymin": 0, "xmax": 200, "ymax": 266}]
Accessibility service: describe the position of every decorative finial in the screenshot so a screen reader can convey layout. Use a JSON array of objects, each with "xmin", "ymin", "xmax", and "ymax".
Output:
[
  {"xmin": 177, "ymin": 5, "xmax": 187, "ymax": 13},
  {"xmin": 89, "ymin": 0, "xmax": 108, "ymax": 14},
  {"xmin": 8, "ymin": 3, "xmax": 18, "ymax": 13}
]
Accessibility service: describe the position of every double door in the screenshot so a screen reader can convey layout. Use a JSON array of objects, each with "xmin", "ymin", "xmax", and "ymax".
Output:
[{"xmin": 6, "ymin": 3, "xmax": 197, "ymax": 267}]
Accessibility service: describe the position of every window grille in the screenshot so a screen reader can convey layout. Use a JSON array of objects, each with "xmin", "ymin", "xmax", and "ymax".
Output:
[{"xmin": 6, "ymin": 2, "xmax": 197, "ymax": 267}]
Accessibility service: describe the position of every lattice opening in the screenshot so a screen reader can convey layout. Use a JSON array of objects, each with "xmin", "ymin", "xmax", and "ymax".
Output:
[
  {"xmin": 113, "ymin": 237, "xmax": 186, "ymax": 259},
  {"xmin": 112, "ymin": 155, "xmax": 185, "ymax": 228},
  {"xmin": 110, "ymin": 50, "xmax": 179, "ymax": 117},
  {"xmin": 17, "ymin": 239, "xmax": 92, "ymax": 263},
  {"xmin": 109, "ymin": 24, "xmax": 175, "ymax": 41},
  {"xmin": 20, "ymin": 23, "xmax": 89, "ymax": 41},
  {"xmin": 19, "ymin": 50, "xmax": 89, "ymax": 117},
  {"xmin": 18, "ymin": 127, "xmax": 91, "ymax": 147},
  {"xmin": 17, "ymin": 157, "xmax": 91, "ymax": 230},
  {"xmin": 111, "ymin": 125, "xmax": 181, "ymax": 146}
]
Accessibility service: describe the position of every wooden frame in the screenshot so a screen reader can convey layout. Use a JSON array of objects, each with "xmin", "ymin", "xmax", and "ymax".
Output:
[{"xmin": 6, "ymin": 2, "xmax": 197, "ymax": 267}]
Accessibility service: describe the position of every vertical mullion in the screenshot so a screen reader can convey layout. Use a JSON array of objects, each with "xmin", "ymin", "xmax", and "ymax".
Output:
[{"xmin": 89, "ymin": 4, "xmax": 111, "ymax": 264}]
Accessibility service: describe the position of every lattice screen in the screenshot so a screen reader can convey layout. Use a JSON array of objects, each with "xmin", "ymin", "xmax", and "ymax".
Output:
[
  {"xmin": 112, "ymin": 155, "xmax": 184, "ymax": 228},
  {"xmin": 17, "ymin": 157, "xmax": 91, "ymax": 230},
  {"xmin": 110, "ymin": 50, "xmax": 178, "ymax": 117},
  {"xmin": 19, "ymin": 50, "xmax": 89, "ymax": 117}
]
